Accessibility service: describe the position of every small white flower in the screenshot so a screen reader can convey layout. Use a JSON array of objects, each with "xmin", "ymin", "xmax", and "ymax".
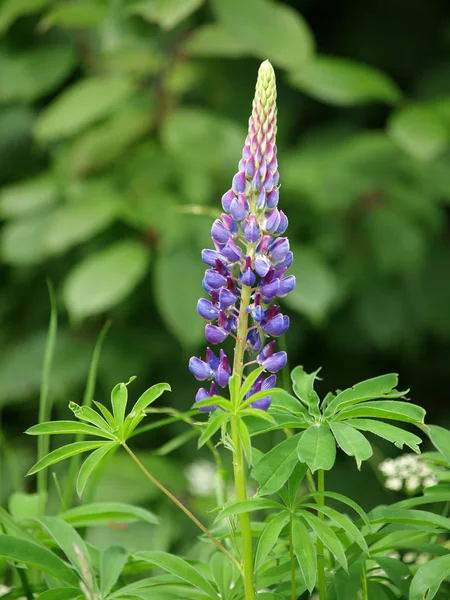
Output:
[
  {"xmin": 385, "ymin": 477, "xmax": 403, "ymax": 491},
  {"xmin": 423, "ymin": 475, "xmax": 438, "ymax": 488},
  {"xmin": 379, "ymin": 458, "xmax": 397, "ymax": 476},
  {"xmin": 403, "ymin": 552, "xmax": 417, "ymax": 564},
  {"xmin": 185, "ymin": 460, "xmax": 217, "ymax": 497},
  {"xmin": 406, "ymin": 475, "xmax": 421, "ymax": 491},
  {"xmin": 416, "ymin": 553, "xmax": 429, "ymax": 565}
]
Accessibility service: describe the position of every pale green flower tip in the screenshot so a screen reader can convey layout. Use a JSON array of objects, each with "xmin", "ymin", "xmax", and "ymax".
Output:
[{"xmin": 254, "ymin": 60, "xmax": 277, "ymax": 114}]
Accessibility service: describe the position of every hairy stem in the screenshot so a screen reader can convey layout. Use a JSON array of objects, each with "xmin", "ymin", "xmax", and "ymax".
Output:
[
  {"xmin": 317, "ymin": 469, "xmax": 326, "ymax": 600},
  {"xmin": 122, "ymin": 443, "xmax": 241, "ymax": 572},
  {"xmin": 231, "ymin": 282, "xmax": 256, "ymax": 600},
  {"xmin": 289, "ymin": 516, "xmax": 296, "ymax": 600}
]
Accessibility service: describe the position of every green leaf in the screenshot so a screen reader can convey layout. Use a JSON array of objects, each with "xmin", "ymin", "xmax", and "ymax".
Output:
[
  {"xmin": 133, "ymin": 551, "xmax": 220, "ymax": 600},
  {"xmin": 336, "ymin": 400, "xmax": 426, "ymax": 424},
  {"xmin": 370, "ymin": 507, "xmax": 450, "ymax": 530},
  {"xmin": 36, "ymin": 589, "xmax": 79, "ymax": 600},
  {"xmin": 215, "ymin": 498, "xmax": 283, "ymax": 521},
  {"xmin": 26, "ymin": 420, "xmax": 115, "ymax": 440},
  {"xmin": 194, "ymin": 396, "xmax": 232, "ymax": 411},
  {"xmin": 255, "ymin": 512, "xmax": 290, "ymax": 571},
  {"xmin": 0, "ymin": 45, "xmax": 76, "ymax": 103},
  {"xmin": 290, "ymin": 55, "xmax": 401, "ymax": 106},
  {"xmin": 0, "ymin": 175, "xmax": 56, "ymax": 219},
  {"xmin": 212, "ymin": 0, "xmax": 314, "ymax": 71},
  {"xmin": 300, "ymin": 491, "xmax": 371, "ymax": 530},
  {"xmin": 282, "ymin": 248, "xmax": 339, "ymax": 323},
  {"xmin": 69, "ymin": 403, "xmax": 111, "ymax": 432},
  {"xmin": 288, "ymin": 463, "xmax": 308, "ymax": 506},
  {"xmin": 375, "ymin": 557, "xmax": 411, "ymax": 598},
  {"xmin": 409, "ymin": 555, "xmax": 450, "ymax": 600},
  {"xmin": 0, "ymin": 535, "xmax": 78, "ymax": 585},
  {"xmin": 77, "ymin": 442, "xmax": 118, "ymax": 497},
  {"xmin": 237, "ymin": 416, "xmax": 252, "ymax": 465},
  {"xmin": 198, "ymin": 412, "xmax": 229, "ymax": 448},
  {"xmin": 44, "ymin": 194, "xmax": 119, "ymax": 255},
  {"xmin": 111, "ymin": 382, "xmax": 128, "ymax": 429},
  {"xmin": 240, "ymin": 408, "xmax": 276, "ymax": 424},
  {"xmin": 290, "ymin": 366, "xmax": 321, "ymax": 419},
  {"xmin": 27, "ymin": 441, "xmax": 107, "ymax": 475},
  {"xmin": 63, "ymin": 240, "xmax": 150, "ymax": 320},
  {"xmin": 60, "ymin": 502, "xmax": 159, "ymax": 527},
  {"xmin": 329, "ymin": 421, "xmax": 373, "ymax": 466},
  {"xmin": 128, "ymin": 0, "xmax": 204, "ymax": 30},
  {"xmin": 291, "ymin": 515, "xmax": 317, "ymax": 592},
  {"xmin": 8, "ymin": 492, "xmax": 40, "ymax": 521},
  {"xmin": 345, "ymin": 418, "xmax": 422, "ymax": 453},
  {"xmin": 300, "ymin": 504, "xmax": 368, "ymax": 553},
  {"xmin": 297, "ymin": 425, "xmax": 336, "ymax": 472},
  {"xmin": 269, "ymin": 390, "xmax": 312, "ymax": 421},
  {"xmin": 38, "ymin": 516, "xmax": 91, "ymax": 578},
  {"xmin": 35, "ymin": 77, "xmax": 134, "ymax": 140},
  {"xmin": 41, "ymin": 1, "xmax": 107, "ymax": 29},
  {"xmin": 299, "ymin": 511, "xmax": 348, "ymax": 571},
  {"xmin": 239, "ymin": 367, "xmax": 266, "ymax": 402},
  {"xmin": 154, "ymin": 243, "xmax": 206, "ymax": 348},
  {"xmin": 388, "ymin": 105, "xmax": 448, "ymax": 162},
  {"xmin": 0, "ymin": 210, "xmax": 51, "ymax": 265},
  {"xmin": 428, "ymin": 425, "xmax": 450, "ymax": 465},
  {"xmin": 185, "ymin": 23, "xmax": 254, "ymax": 57},
  {"xmin": 100, "ymin": 546, "xmax": 128, "ymax": 597},
  {"xmin": 252, "ymin": 433, "xmax": 303, "ymax": 496},
  {"xmin": 325, "ymin": 373, "xmax": 401, "ymax": 417},
  {"xmin": 210, "ymin": 552, "xmax": 236, "ymax": 600},
  {"xmin": 126, "ymin": 382, "xmax": 172, "ymax": 434},
  {"xmin": 0, "ymin": 0, "xmax": 49, "ymax": 34},
  {"xmin": 240, "ymin": 386, "xmax": 287, "ymax": 410}
]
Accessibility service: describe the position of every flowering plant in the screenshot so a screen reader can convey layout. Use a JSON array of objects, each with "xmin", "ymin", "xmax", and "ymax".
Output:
[{"xmin": 2, "ymin": 61, "xmax": 450, "ymax": 600}]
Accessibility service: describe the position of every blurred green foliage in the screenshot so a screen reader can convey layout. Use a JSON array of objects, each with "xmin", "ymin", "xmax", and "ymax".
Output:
[{"xmin": 0, "ymin": 0, "xmax": 449, "ymax": 545}]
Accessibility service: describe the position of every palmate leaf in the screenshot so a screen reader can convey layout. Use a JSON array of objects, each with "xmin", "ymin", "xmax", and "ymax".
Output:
[
  {"xmin": 252, "ymin": 433, "xmax": 303, "ymax": 496},
  {"xmin": 299, "ymin": 511, "xmax": 348, "ymax": 571},
  {"xmin": 133, "ymin": 551, "xmax": 220, "ymax": 600},
  {"xmin": 344, "ymin": 418, "xmax": 422, "ymax": 453},
  {"xmin": 410, "ymin": 555, "xmax": 450, "ymax": 600},
  {"xmin": 290, "ymin": 366, "xmax": 321, "ymax": 420},
  {"xmin": 299, "ymin": 491, "xmax": 371, "ymax": 530},
  {"xmin": 269, "ymin": 390, "xmax": 312, "ymax": 422},
  {"xmin": 291, "ymin": 515, "xmax": 317, "ymax": 592},
  {"xmin": 297, "ymin": 424, "xmax": 336, "ymax": 472},
  {"xmin": 0, "ymin": 534, "xmax": 78, "ymax": 586},
  {"xmin": 324, "ymin": 373, "xmax": 404, "ymax": 417},
  {"xmin": 370, "ymin": 507, "xmax": 450, "ymax": 530},
  {"xmin": 300, "ymin": 503, "xmax": 369, "ymax": 553},
  {"xmin": 27, "ymin": 440, "xmax": 107, "ymax": 475},
  {"xmin": 215, "ymin": 498, "xmax": 283, "ymax": 521},
  {"xmin": 76, "ymin": 441, "xmax": 118, "ymax": 497},
  {"xmin": 335, "ymin": 400, "xmax": 425, "ymax": 425},
  {"xmin": 329, "ymin": 421, "xmax": 373, "ymax": 467},
  {"xmin": 198, "ymin": 411, "xmax": 228, "ymax": 448},
  {"xmin": 60, "ymin": 502, "xmax": 159, "ymax": 527},
  {"xmin": 26, "ymin": 420, "xmax": 116, "ymax": 440},
  {"xmin": 254, "ymin": 512, "xmax": 290, "ymax": 571}
]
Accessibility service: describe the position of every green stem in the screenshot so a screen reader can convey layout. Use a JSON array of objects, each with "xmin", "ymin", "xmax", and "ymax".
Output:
[
  {"xmin": 122, "ymin": 443, "xmax": 241, "ymax": 572},
  {"xmin": 17, "ymin": 567, "xmax": 33, "ymax": 600},
  {"xmin": 37, "ymin": 281, "xmax": 58, "ymax": 515},
  {"xmin": 317, "ymin": 469, "xmax": 326, "ymax": 600},
  {"xmin": 289, "ymin": 516, "xmax": 296, "ymax": 600},
  {"xmin": 230, "ymin": 282, "xmax": 256, "ymax": 600},
  {"xmin": 361, "ymin": 559, "xmax": 368, "ymax": 600}
]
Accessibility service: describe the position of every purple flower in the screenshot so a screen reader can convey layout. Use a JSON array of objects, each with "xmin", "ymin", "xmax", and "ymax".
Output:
[
  {"xmin": 205, "ymin": 324, "xmax": 228, "ymax": 344},
  {"xmin": 196, "ymin": 381, "xmax": 219, "ymax": 412},
  {"xmin": 189, "ymin": 60, "xmax": 295, "ymax": 410},
  {"xmin": 189, "ymin": 357, "xmax": 213, "ymax": 381}
]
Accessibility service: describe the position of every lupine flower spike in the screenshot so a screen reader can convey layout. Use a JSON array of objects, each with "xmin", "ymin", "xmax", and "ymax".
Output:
[{"xmin": 189, "ymin": 60, "xmax": 295, "ymax": 411}]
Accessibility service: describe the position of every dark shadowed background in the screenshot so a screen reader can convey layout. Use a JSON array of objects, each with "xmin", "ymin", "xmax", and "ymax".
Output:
[{"xmin": 1, "ymin": 0, "xmax": 449, "ymax": 552}]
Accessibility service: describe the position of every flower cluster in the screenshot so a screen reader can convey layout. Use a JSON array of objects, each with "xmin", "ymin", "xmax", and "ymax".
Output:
[
  {"xmin": 189, "ymin": 60, "xmax": 295, "ymax": 411},
  {"xmin": 379, "ymin": 454, "xmax": 438, "ymax": 493}
]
